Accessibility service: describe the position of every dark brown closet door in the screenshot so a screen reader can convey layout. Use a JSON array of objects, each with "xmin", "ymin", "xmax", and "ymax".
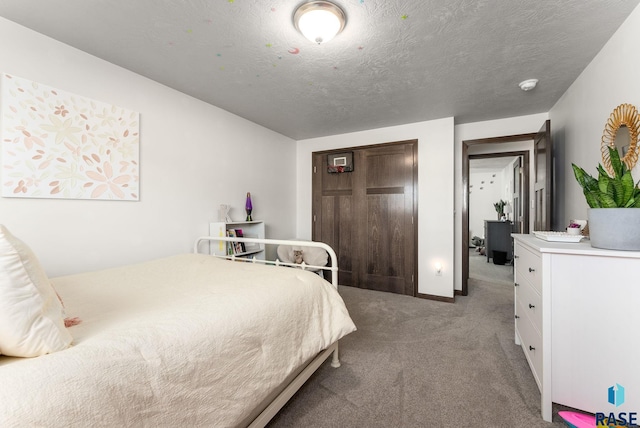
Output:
[
  {"xmin": 312, "ymin": 155, "xmax": 356, "ymax": 285},
  {"xmin": 312, "ymin": 140, "xmax": 417, "ymax": 296}
]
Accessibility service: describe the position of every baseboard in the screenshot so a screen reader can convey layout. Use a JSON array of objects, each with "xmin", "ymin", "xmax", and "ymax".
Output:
[
  {"xmin": 454, "ymin": 289, "xmax": 464, "ymax": 296},
  {"xmin": 416, "ymin": 292, "xmax": 455, "ymax": 303}
]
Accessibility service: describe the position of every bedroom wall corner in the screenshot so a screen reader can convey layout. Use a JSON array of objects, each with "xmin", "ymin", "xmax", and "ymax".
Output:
[
  {"xmin": 295, "ymin": 117, "xmax": 455, "ymax": 299},
  {"xmin": 0, "ymin": 17, "xmax": 297, "ymax": 276}
]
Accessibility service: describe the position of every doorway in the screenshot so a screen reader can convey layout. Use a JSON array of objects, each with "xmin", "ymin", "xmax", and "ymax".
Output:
[
  {"xmin": 467, "ymin": 152, "xmax": 529, "ymax": 284},
  {"xmin": 461, "ymin": 133, "xmax": 537, "ymax": 295},
  {"xmin": 312, "ymin": 140, "xmax": 417, "ymax": 296},
  {"xmin": 461, "ymin": 120, "xmax": 552, "ymax": 295}
]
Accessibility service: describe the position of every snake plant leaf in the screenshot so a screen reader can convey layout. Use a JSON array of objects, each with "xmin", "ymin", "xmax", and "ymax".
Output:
[
  {"xmin": 609, "ymin": 171, "xmax": 625, "ymax": 206},
  {"xmin": 608, "ymin": 146, "xmax": 624, "ymax": 179},
  {"xmin": 572, "ymin": 164, "xmax": 598, "ymax": 192},
  {"xmin": 584, "ymin": 190, "xmax": 602, "ymax": 208},
  {"xmin": 597, "ymin": 167, "xmax": 617, "ymax": 201},
  {"xmin": 613, "ymin": 181, "xmax": 625, "ymax": 206},
  {"xmin": 621, "ymin": 170, "xmax": 635, "ymax": 205},
  {"xmin": 597, "ymin": 192, "xmax": 618, "ymax": 208},
  {"xmin": 627, "ymin": 193, "xmax": 640, "ymax": 207},
  {"xmin": 597, "ymin": 163, "xmax": 610, "ymax": 178},
  {"xmin": 573, "ymin": 151, "xmax": 640, "ymax": 209}
]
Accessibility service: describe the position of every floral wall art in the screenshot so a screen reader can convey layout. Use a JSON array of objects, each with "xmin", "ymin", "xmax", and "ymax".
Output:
[{"xmin": 1, "ymin": 74, "xmax": 139, "ymax": 200}]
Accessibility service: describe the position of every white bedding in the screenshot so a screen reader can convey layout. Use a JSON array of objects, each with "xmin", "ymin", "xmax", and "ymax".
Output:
[{"xmin": 0, "ymin": 254, "xmax": 356, "ymax": 427}]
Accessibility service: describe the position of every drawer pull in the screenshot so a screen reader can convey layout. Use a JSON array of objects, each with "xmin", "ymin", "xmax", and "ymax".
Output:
[
  {"xmin": 528, "ymin": 267, "xmax": 535, "ymax": 273},
  {"xmin": 529, "ymin": 345, "xmax": 535, "ymax": 351},
  {"xmin": 528, "ymin": 303, "xmax": 535, "ymax": 309},
  {"xmin": 514, "ymin": 282, "xmax": 520, "ymax": 287}
]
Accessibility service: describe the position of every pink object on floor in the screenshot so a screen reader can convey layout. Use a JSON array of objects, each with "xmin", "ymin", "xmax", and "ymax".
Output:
[{"xmin": 558, "ymin": 411, "xmax": 596, "ymax": 428}]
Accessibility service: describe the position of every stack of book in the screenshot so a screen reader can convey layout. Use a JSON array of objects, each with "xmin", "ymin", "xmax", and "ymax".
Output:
[{"xmin": 226, "ymin": 229, "xmax": 246, "ymax": 255}]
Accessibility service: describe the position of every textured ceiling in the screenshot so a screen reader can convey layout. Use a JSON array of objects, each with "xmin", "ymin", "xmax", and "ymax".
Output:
[{"xmin": 0, "ymin": 0, "xmax": 638, "ymax": 140}]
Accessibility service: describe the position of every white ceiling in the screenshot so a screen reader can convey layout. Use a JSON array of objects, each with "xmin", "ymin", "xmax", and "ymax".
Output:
[
  {"xmin": 470, "ymin": 156, "xmax": 518, "ymax": 172},
  {"xmin": 0, "ymin": 0, "xmax": 637, "ymax": 140}
]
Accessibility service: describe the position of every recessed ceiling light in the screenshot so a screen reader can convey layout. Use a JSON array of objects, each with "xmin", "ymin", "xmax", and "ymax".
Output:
[{"xmin": 519, "ymin": 79, "xmax": 539, "ymax": 91}]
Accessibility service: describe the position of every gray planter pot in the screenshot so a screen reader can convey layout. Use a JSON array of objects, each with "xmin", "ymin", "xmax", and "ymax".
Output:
[{"xmin": 588, "ymin": 208, "xmax": 640, "ymax": 251}]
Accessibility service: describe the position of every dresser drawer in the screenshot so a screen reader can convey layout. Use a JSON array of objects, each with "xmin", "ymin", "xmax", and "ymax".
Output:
[
  {"xmin": 515, "ymin": 280, "xmax": 542, "ymax": 334},
  {"xmin": 514, "ymin": 243, "xmax": 542, "ymax": 294},
  {"xmin": 515, "ymin": 299, "xmax": 543, "ymax": 390}
]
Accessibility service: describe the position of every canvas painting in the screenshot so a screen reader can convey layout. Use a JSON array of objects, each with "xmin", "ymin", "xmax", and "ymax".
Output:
[{"xmin": 1, "ymin": 74, "xmax": 139, "ymax": 200}]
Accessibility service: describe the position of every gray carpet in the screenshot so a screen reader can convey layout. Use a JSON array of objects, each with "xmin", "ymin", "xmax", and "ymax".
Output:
[
  {"xmin": 469, "ymin": 247, "xmax": 514, "ymax": 285},
  {"xmin": 268, "ymin": 276, "xmax": 570, "ymax": 427}
]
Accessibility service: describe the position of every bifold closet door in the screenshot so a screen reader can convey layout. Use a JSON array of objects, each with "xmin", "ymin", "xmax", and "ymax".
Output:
[{"xmin": 312, "ymin": 140, "xmax": 417, "ymax": 296}]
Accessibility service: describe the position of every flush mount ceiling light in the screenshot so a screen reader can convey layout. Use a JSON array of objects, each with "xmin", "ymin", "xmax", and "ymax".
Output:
[
  {"xmin": 519, "ymin": 79, "xmax": 539, "ymax": 91},
  {"xmin": 294, "ymin": 1, "xmax": 346, "ymax": 44}
]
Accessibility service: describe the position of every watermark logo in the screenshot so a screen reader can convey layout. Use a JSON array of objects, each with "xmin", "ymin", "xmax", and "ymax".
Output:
[
  {"xmin": 609, "ymin": 384, "xmax": 626, "ymax": 407},
  {"xmin": 596, "ymin": 383, "xmax": 638, "ymax": 427}
]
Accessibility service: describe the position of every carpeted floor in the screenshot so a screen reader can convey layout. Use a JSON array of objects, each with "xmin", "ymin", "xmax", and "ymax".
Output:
[
  {"xmin": 469, "ymin": 247, "xmax": 514, "ymax": 285},
  {"xmin": 268, "ymin": 273, "xmax": 570, "ymax": 427}
]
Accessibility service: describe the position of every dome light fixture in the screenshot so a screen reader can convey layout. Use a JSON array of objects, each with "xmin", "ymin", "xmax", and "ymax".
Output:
[
  {"xmin": 519, "ymin": 79, "xmax": 539, "ymax": 91},
  {"xmin": 294, "ymin": 1, "xmax": 346, "ymax": 44}
]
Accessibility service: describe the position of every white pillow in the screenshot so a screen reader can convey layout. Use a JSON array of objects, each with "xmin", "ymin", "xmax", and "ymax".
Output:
[{"xmin": 0, "ymin": 225, "xmax": 72, "ymax": 357}]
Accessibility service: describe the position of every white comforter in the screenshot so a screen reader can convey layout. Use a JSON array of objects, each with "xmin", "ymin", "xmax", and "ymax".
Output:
[{"xmin": 0, "ymin": 254, "xmax": 356, "ymax": 427}]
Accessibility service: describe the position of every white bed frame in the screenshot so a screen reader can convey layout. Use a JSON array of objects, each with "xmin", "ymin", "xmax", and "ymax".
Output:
[{"xmin": 193, "ymin": 236, "xmax": 342, "ymax": 427}]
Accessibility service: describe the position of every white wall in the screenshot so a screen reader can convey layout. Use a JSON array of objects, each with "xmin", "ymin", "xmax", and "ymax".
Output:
[
  {"xmin": 454, "ymin": 113, "xmax": 548, "ymax": 291},
  {"xmin": 469, "ymin": 157, "xmax": 523, "ymax": 238},
  {"xmin": 549, "ymin": 4, "xmax": 640, "ymax": 227},
  {"xmin": 296, "ymin": 118, "xmax": 455, "ymax": 299},
  {"xmin": 0, "ymin": 17, "xmax": 297, "ymax": 277},
  {"xmin": 469, "ymin": 169, "xmax": 505, "ymax": 237}
]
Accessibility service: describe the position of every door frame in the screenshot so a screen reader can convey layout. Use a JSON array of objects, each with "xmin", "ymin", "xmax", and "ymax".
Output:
[
  {"xmin": 461, "ymin": 133, "xmax": 535, "ymax": 296},
  {"xmin": 534, "ymin": 120, "xmax": 553, "ymax": 231}
]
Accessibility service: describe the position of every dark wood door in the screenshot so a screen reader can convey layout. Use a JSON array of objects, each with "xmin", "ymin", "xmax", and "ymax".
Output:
[
  {"xmin": 312, "ymin": 154, "xmax": 356, "ymax": 286},
  {"xmin": 312, "ymin": 141, "xmax": 417, "ymax": 296},
  {"xmin": 512, "ymin": 157, "xmax": 523, "ymax": 233},
  {"xmin": 534, "ymin": 120, "xmax": 553, "ymax": 231}
]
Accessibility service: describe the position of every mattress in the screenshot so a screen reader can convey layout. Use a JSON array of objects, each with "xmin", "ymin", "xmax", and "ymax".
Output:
[{"xmin": 0, "ymin": 254, "xmax": 356, "ymax": 427}]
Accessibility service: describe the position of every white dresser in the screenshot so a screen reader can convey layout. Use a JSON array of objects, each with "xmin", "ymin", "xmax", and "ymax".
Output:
[{"xmin": 512, "ymin": 234, "xmax": 640, "ymax": 422}]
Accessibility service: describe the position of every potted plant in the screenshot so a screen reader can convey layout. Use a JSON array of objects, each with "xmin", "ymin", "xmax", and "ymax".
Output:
[
  {"xmin": 571, "ymin": 146, "xmax": 640, "ymax": 250},
  {"xmin": 493, "ymin": 199, "xmax": 507, "ymax": 220},
  {"xmin": 566, "ymin": 222, "xmax": 582, "ymax": 235}
]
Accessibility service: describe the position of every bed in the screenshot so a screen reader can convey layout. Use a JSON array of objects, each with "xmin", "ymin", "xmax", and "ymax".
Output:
[{"xmin": 0, "ymin": 227, "xmax": 356, "ymax": 428}]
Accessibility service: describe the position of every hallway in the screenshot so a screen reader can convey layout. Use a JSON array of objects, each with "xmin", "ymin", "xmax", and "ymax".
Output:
[{"xmin": 468, "ymin": 247, "xmax": 513, "ymax": 285}]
